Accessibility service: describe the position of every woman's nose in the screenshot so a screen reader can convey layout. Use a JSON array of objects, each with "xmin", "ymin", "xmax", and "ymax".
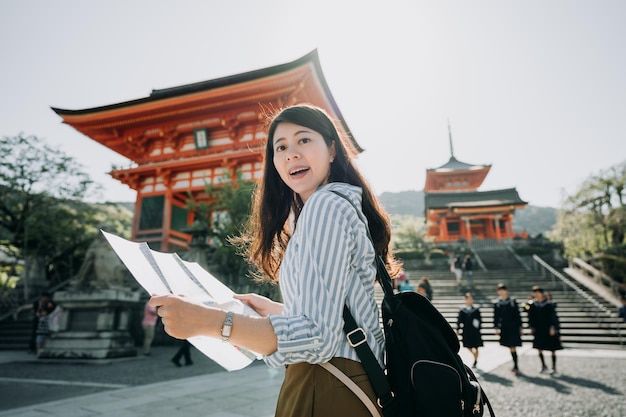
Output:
[{"xmin": 286, "ymin": 149, "xmax": 300, "ymax": 160}]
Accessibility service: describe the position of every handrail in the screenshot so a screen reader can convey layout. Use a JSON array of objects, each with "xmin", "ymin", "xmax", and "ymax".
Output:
[
  {"xmin": 532, "ymin": 255, "xmax": 623, "ymax": 346},
  {"xmin": 505, "ymin": 243, "xmax": 532, "ymax": 271},
  {"xmin": 571, "ymin": 257, "xmax": 623, "ymax": 299}
]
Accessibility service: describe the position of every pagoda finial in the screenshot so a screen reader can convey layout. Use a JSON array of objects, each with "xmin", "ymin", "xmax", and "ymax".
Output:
[{"xmin": 448, "ymin": 119, "xmax": 455, "ymax": 158}]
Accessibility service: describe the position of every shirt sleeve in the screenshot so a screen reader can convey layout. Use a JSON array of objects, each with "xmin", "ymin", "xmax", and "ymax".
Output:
[{"xmin": 264, "ymin": 192, "xmax": 355, "ymax": 367}]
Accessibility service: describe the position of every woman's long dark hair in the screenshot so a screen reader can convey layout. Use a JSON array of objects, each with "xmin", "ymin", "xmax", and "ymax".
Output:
[{"xmin": 233, "ymin": 104, "xmax": 401, "ymax": 282}]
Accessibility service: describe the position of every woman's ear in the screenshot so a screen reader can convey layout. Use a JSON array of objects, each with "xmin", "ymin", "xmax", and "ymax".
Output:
[{"xmin": 329, "ymin": 141, "xmax": 336, "ymax": 162}]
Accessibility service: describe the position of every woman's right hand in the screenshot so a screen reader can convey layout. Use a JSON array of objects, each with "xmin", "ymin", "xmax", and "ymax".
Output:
[{"xmin": 234, "ymin": 293, "xmax": 283, "ymax": 317}]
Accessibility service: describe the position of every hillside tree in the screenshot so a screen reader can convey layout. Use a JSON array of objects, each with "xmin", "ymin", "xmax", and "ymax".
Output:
[
  {"xmin": 0, "ymin": 133, "xmax": 120, "ymax": 299},
  {"xmin": 551, "ymin": 160, "xmax": 626, "ymax": 282}
]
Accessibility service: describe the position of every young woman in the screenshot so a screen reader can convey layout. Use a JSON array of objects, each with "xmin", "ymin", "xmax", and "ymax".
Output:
[
  {"xmin": 525, "ymin": 285, "xmax": 563, "ymax": 375},
  {"xmin": 493, "ymin": 283, "xmax": 523, "ymax": 374},
  {"xmin": 456, "ymin": 292, "xmax": 483, "ymax": 368},
  {"xmin": 150, "ymin": 104, "xmax": 400, "ymax": 416}
]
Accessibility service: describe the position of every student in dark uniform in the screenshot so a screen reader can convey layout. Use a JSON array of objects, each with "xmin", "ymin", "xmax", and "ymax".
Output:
[
  {"xmin": 493, "ymin": 283, "xmax": 523, "ymax": 374},
  {"xmin": 457, "ymin": 292, "xmax": 483, "ymax": 368},
  {"xmin": 525, "ymin": 285, "xmax": 563, "ymax": 375}
]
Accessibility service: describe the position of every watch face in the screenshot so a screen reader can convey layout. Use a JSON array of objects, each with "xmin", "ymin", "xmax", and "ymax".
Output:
[
  {"xmin": 221, "ymin": 311, "xmax": 234, "ymax": 340},
  {"xmin": 222, "ymin": 326, "xmax": 232, "ymax": 338}
]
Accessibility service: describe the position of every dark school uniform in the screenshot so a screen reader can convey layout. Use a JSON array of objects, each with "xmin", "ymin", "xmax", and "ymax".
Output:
[
  {"xmin": 526, "ymin": 299, "xmax": 563, "ymax": 351},
  {"xmin": 457, "ymin": 306, "xmax": 484, "ymax": 348},
  {"xmin": 493, "ymin": 297, "xmax": 522, "ymax": 347}
]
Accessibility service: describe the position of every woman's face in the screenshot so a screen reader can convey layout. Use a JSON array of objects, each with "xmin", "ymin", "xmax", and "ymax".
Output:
[{"xmin": 272, "ymin": 122, "xmax": 336, "ymax": 203}]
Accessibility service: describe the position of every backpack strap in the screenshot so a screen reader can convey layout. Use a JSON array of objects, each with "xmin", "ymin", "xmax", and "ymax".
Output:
[
  {"xmin": 319, "ymin": 361, "xmax": 381, "ymax": 417},
  {"xmin": 342, "ymin": 305, "xmax": 396, "ymax": 412},
  {"xmin": 329, "ymin": 190, "xmax": 397, "ymax": 415}
]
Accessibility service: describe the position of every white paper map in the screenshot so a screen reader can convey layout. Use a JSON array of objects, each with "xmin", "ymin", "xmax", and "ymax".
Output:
[{"xmin": 101, "ymin": 230, "xmax": 262, "ymax": 371}]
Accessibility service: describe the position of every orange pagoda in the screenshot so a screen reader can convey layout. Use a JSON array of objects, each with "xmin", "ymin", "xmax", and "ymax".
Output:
[
  {"xmin": 424, "ymin": 125, "xmax": 527, "ymax": 243},
  {"xmin": 53, "ymin": 50, "xmax": 362, "ymax": 252}
]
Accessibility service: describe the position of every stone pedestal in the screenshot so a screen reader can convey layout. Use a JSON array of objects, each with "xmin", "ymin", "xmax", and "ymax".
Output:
[{"xmin": 39, "ymin": 289, "xmax": 140, "ymax": 360}]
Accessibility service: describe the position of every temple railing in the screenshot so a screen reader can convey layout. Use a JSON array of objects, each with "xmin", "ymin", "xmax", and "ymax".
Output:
[{"xmin": 569, "ymin": 257, "xmax": 623, "ymax": 298}]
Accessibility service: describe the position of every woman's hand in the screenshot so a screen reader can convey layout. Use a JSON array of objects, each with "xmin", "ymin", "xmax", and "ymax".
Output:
[
  {"xmin": 234, "ymin": 293, "xmax": 283, "ymax": 317},
  {"xmin": 150, "ymin": 295, "xmax": 220, "ymax": 340},
  {"xmin": 150, "ymin": 294, "xmax": 279, "ymax": 356}
]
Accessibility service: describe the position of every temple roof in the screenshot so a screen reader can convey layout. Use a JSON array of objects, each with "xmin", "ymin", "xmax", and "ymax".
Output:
[
  {"xmin": 427, "ymin": 156, "xmax": 491, "ymax": 173},
  {"xmin": 51, "ymin": 49, "xmax": 363, "ymax": 160},
  {"xmin": 424, "ymin": 188, "xmax": 528, "ymax": 210},
  {"xmin": 424, "ymin": 124, "xmax": 492, "ymax": 191},
  {"xmin": 53, "ymin": 50, "xmax": 341, "ymax": 116}
]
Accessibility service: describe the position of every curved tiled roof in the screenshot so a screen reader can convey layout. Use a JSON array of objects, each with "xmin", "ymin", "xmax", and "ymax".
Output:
[
  {"xmin": 424, "ymin": 188, "xmax": 527, "ymax": 210},
  {"xmin": 428, "ymin": 156, "xmax": 490, "ymax": 172}
]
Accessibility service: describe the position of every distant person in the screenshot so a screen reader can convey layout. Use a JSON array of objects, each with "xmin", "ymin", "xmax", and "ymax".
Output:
[
  {"xmin": 35, "ymin": 309, "xmax": 51, "ymax": 355},
  {"xmin": 493, "ymin": 283, "xmax": 523, "ymax": 374},
  {"xmin": 451, "ymin": 255, "xmax": 463, "ymax": 284},
  {"xmin": 394, "ymin": 268, "xmax": 407, "ymax": 291},
  {"xmin": 171, "ymin": 339, "xmax": 193, "ymax": 367},
  {"xmin": 463, "ymin": 254, "xmax": 474, "ymax": 287},
  {"xmin": 142, "ymin": 301, "xmax": 159, "ymax": 356},
  {"xmin": 525, "ymin": 285, "xmax": 563, "ymax": 375},
  {"xmin": 399, "ymin": 279, "xmax": 415, "ymax": 292},
  {"xmin": 457, "ymin": 293, "xmax": 483, "ymax": 368},
  {"xmin": 29, "ymin": 292, "xmax": 56, "ymax": 353},
  {"xmin": 416, "ymin": 281, "xmax": 429, "ymax": 297},
  {"xmin": 618, "ymin": 295, "xmax": 626, "ymax": 323},
  {"xmin": 419, "ymin": 276, "xmax": 433, "ymax": 301}
]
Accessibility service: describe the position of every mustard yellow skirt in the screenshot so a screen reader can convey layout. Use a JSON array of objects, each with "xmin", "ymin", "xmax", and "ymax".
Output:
[{"xmin": 275, "ymin": 357, "xmax": 380, "ymax": 417}]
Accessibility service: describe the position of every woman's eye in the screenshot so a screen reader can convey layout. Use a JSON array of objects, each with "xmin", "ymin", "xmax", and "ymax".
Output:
[
  {"xmin": 275, "ymin": 145, "xmax": 286, "ymax": 152},
  {"xmin": 300, "ymin": 138, "xmax": 310, "ymax": 144}
]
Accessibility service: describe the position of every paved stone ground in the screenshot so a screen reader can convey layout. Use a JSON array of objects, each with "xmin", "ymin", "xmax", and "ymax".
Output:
[
  {"xmin": 0, "ymin": 345, "xmax": 227, "ymax": 411},
  {"xmin": 0, "ymin": 345, "xmax": 625, "ymax": 416},
  {"xmin": 473, "ymin": 352, "xmax": 626, "ymax": 417}
]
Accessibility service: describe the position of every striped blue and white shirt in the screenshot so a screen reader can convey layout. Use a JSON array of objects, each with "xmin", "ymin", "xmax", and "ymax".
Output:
[{"xmin": 264, "ymin": 182, "xmax": 385, "ymax": 368}]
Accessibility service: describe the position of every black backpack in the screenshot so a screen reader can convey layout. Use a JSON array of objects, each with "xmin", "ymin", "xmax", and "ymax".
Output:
[{"xmin": 333, "ymin": 191, "xmax": 495, "ymax": 417}]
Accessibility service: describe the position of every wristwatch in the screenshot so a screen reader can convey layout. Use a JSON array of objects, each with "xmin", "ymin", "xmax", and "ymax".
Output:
[{"xmin": 221, "ymin": 311, "xmax": 234, "ymax": 342}]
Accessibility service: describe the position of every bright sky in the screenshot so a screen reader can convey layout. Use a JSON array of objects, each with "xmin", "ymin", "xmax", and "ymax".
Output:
[{"xmin": 1, "ymin": 1, "xmax": 625, "ymax": 208}]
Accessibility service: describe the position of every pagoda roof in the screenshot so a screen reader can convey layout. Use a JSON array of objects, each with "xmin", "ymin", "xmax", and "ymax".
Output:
[
  {"xmin": 51, "ymin": 49, "xmax": 363, "ymax": 161},
  {"xmin": 427, "ymin": 156, "xmax": 491, "ymax": 173},
  {"xmin": 424, "ymin": 188, "xmax": 528, "ymax": 211}
]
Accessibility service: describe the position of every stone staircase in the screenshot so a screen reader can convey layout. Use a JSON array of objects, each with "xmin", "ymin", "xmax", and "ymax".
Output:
[
  {"xmin": 0, "ymin": 312, "xmax": 33, "ymax": 351},
  {"xmin": 376, "ymin": 247, "xmax": 625, "ymax": 350},
  {"xmin": 2, "ymin": 247, "xmax": 624, "ymax": 351}
]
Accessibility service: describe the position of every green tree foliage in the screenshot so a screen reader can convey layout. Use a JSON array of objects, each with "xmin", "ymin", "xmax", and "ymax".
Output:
[
  {"xmin": 186, "ymin": 171, "xmax": 257, "ymax": 292},
  {"xmin": 391, "ymin": 214, "xmax": 427, "ymax": 250},
  {"xmin": 551, "ymin": 160, "xmax": 626, "ymax": 282},
  {"xmin": 0, "ymin": 134, "xmax": 132, "ymax": 294}
]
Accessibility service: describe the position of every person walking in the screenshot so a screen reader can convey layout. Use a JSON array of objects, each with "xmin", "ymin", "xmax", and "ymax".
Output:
[
  {"xmin": 618, "ymin": 295, "xmax": 626, "ymax": 323},
  {"xmin": 142, "ymin": 300, "xmax": 159, "ymax": 356},
  {"xmin": 493, "ymin": 283, "xmax": 523, "ymax": 374},
  {"xmin": 463, "ymin": 254, "xmax": 474, "ymax": 287},
  {"xmin": 451, "ymin": 255, "xmax": 463, "ymax": 284},
  {"xmin": 457, "ymin": 292, "xmax": 483, "ymax": 368},
  {"xmin": 171, "ymin": 339, "xmax": 193, "ymax": 367},
  {"xmin": 525, "ymin": 285, "xmax": 563, "ymax": 375},
  {"xmin": 150, "ymin": 104, "xmax": 401, "ymax": 416}
]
